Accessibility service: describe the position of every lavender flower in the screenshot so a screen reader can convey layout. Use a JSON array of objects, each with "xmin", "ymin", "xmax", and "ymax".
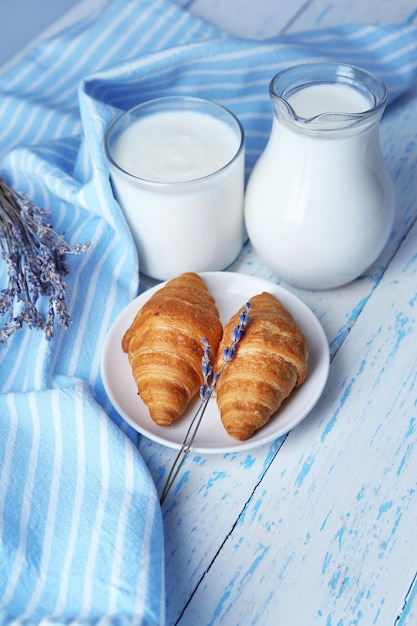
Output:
[
  {"xmin": 200, "ymin": 300, "xmax": 251, "ymax": 398},
  {"xmin": 0, "ymin": 177, "xmax": 90, "ymax": 345},
  {"xmin": 200, "ymin": 337, "xmax": 213, "ymax": 401}
]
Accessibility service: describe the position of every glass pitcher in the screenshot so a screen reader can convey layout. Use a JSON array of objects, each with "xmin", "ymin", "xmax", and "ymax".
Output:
[{"xmin": 244, "ymin": 63, "xmax": 395, "ymax": 290}]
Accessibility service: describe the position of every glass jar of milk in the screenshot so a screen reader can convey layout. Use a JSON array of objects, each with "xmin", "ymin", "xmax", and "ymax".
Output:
[{"xmin": 244, "ymin": 63, "xmax": 395, "ymax": 290}]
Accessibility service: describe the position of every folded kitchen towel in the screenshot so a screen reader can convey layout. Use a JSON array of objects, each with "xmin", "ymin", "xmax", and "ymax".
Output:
[{"xmin": 1, "ymin": 0, "xmax": 417, "ymax": 622}]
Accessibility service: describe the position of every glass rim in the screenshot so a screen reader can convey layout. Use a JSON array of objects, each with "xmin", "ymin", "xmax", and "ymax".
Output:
[
  {"xmin": 104, "ymin": 95, "xmax": 245, "ymax": 187},
  {"xmin": 269, "ymin": 62, "xmax": 389, "ymax": 131}
]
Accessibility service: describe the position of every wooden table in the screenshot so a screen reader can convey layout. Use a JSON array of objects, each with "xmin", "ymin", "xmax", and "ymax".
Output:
[
  {"xmin": 135, "ymin": 1, "xmax": 417, "ymax": 624},
  {"xmin": 5, "ymin": 0, "xmax": 417, "ymax": 624}
]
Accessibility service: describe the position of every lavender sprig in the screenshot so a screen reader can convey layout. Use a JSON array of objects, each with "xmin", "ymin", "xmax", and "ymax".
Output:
[
  {"xmin": 199, "ymin": 301, "xmax": 252, "ymax": 401},
  {"xmin": 160, "ymin": 301, "xmax": 251, "ymax": 504},
  {"xmin": 0, "ymin": 177, "xmax": 90, "ymax": 345}
]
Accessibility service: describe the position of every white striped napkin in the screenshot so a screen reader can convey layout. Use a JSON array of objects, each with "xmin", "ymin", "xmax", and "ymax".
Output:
[{"xmin": 1, "ymin": 0, "xmax": 417, "ymax": 623}]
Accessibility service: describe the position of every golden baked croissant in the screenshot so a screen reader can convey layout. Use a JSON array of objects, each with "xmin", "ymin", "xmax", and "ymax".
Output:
[
  {"xmin": 214, "ymin": 291, "xmax": 308, "ymax": 441},
  {"xmin": 122, "ymin": 272, "xmax": 222, "ymax": 426}
]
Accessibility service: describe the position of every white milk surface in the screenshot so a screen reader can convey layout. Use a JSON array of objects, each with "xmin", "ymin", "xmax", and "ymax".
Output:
[
  {"xmin": 112, "ymin": 110, "xmax": 239, "ymax": 182},
  {"xmin": 287, "ymin": 82, "xmax": 371, "ymax": 118}
]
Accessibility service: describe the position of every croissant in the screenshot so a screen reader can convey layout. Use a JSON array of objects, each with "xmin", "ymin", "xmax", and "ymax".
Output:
[
  {"xmin": 122, "ymin": 272, "xmax": 222, "ymax": 426},
  {"xmin": 214, "ymin": 291, "xmax": 308, "ymax": 441}
]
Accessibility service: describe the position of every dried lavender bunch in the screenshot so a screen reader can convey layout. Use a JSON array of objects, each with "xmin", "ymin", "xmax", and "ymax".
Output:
[
  {"xmin": 0, "ymin": 177, "xmax": 90, "ymax": 345},
  {"xmin": 160, "ymin": 301, "xmax": 251, "ymax": 504}
]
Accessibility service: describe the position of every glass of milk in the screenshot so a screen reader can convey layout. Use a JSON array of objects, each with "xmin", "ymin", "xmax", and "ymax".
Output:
[
  {"xmin": 244, "ymin": 63, "xmax": 395, "ymax": 290},
  {"xmin": 105, "ymin": 96, "xmax": 245, "ymax": 281}
]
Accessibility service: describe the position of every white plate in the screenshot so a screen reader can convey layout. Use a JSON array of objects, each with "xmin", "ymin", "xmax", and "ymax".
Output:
[{"xmin": 101, "ymin": 272, "xmax": 330, "ymax": 453}]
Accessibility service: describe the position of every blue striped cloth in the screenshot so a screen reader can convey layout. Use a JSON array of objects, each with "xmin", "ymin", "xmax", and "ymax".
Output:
[{"xmin": 1, "ymin": 0, "xmax": 417, "ymax": 622}]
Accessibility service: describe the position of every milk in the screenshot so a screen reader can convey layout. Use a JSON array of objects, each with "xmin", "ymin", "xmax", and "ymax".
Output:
[
  {"xmin": 244, "ymin": 79, "xmax": 395, "ymax": 289},
  {"xmin": 112, "ymin": 110, "xmax": 240, "ymax": 183},
  {"xmin": 287, "ymin": 82, "xmax": 370, "ymax": 117},
  {"xmin": 106, "ymin": 99, "xmax": 245, "ymax": 281}
]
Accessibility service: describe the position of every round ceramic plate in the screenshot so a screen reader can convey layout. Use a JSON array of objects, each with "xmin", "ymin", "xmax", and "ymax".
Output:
[{"xmin": 101, "ymin": 272, "xmax": 330, "ymax": 453}]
